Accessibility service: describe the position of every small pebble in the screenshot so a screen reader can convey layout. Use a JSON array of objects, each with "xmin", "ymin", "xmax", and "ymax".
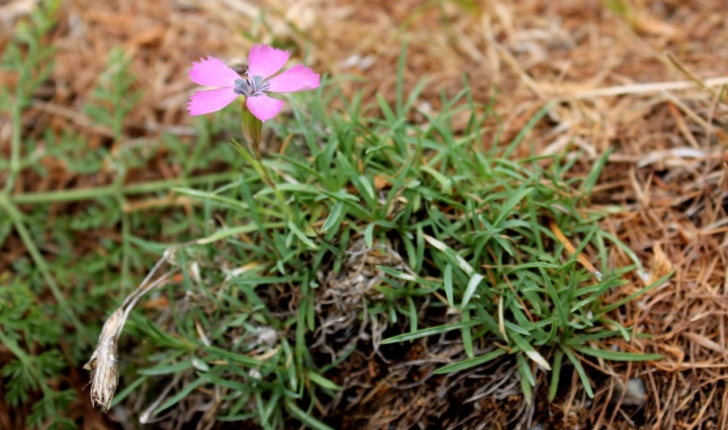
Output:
[{"xmin": 612, "ymin": 378, "xmax": 646, "ymax": 406}]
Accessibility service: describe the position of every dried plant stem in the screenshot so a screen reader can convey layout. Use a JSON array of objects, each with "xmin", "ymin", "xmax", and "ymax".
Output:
[
  {"xmin": 85, "ymin": 248, "xmax": 179, "ymax": 411},
  {"xmin": 568, "ymin": 76, "xmax": 728, "ymax": 99}
]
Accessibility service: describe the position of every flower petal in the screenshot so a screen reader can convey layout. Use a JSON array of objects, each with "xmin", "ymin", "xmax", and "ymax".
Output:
[
  {"xmin": 189, "ymin": 56, "xmax": 241, "ymax": 87},
  {"xmin": 267, "ymin": 65, "xmax": 321, "ymax": 93},
  {"xmin": 187, "ymin": 88, "xmax": 239, "ymax": 116},
  {"xmin": 248, "ymin": 44, "xmax": 290, "ymax": 79},
  {"xmin": 246, "ymin": 93, "xmax": 284, "ymax": 122}
]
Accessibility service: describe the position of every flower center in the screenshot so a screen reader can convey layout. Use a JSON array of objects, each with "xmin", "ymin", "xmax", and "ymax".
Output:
[{"xmin": 234, "ymin": 74, "xmax": 270, "ymax": 98}]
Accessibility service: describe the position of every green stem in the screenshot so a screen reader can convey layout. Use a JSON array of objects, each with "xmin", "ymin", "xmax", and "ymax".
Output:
[
  {"xmin": 231, "ymin": 141, "xmax": 294, "ymax": 220},
  {"xmin": 260, "ymin": 163, "xmax": 294, "ymax": 221},
  {"xmin": 10, "ymin": 172, "xmax": 239, "ymax": 204},
  {"xmin": 116, "ymin": 193, "xmax": 131, "ymax": 290},
  {"xmin": 3, "ymin": 103, "xmax": 23, "ymax": 193},
  {"xmin": 111, "ymin": 167, "xmax": 132, "ymax": 290}
]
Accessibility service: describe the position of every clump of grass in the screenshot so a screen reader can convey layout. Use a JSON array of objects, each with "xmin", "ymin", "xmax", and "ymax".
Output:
[{"xmin": 97, "ymin": 51, "xmax": 665, "ymax": 427}]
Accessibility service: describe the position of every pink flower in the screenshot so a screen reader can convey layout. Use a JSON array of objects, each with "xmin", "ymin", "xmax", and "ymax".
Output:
[{"xmin": 187, "ymin": 44, "xmax": 320, "ymax": 122}]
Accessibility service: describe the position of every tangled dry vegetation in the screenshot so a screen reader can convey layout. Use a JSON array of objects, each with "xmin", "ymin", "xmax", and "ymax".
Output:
[{"xmin": 1, "ymin": 0, "xmax": 727, "ymax": 429}]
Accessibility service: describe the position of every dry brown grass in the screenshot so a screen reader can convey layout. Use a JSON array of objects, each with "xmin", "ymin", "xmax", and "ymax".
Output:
[{"xmin": 2, "ymin": 0, "xmax": 727, "ymax": 428}]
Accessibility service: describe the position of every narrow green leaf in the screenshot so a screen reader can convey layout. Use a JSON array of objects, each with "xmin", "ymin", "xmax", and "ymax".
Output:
[
  {"xmin": 204, "ymin": 346, "xmax": 260, "ymax": 367},
  {"xmin": 407, "ymin": 296, "xmax": 418, "ymax": 332},
  {"xmin": 502, "ymin": 102, "xmax": 552, "ymax": 157},
  {"xmin": 364, "ymin": 223, "xmax": 374, "ymax": 248},
  {"xmin": 570, "ymin": 345, "xmax": 662, "ymax": 362},
  {"xmin": 548, "ymin": 348, "xmax": 564, "ymax": 401},
  {"xmin": 197, "ymin": 222, "xmax": 285, "ymax": 244},
  {"xmin": 138, "ymin": 360, "xmax": 193, "ymax": 376},
  {"xmin": 110, "ymin": 376, "xmax": 148, "ymax": 408},
  {"xmin": 581, "ymin": 147, "xmax": 613, "ymax": 196},
  {"xmin": 444, "ymin": 264, "xmax": 454, "ymax": 307},
  {"xmin": 288, "ymin": 220, "xmax": 319, "ymax": 250},
  {"xmin": 540, "ymin": 266, "xmax": 568, "ymax": 330},
  {"xmin": 517, "ymin": 353, "xmax": 535, "ymax": 386},
  {"xmin": 155, "ymin": 378, "xmax": 205, "ymax": 414},
  {"xmin": 421, "ymin": 165, "xmax": 452, "ymax": 194},
  {"xmin": 381, "ymin": 320, "xmax": 480, "ymax": 344},
  {"xmin": 285, "ymin": 400, "xmax": 335, "ymax": 430},
  {"xmin": 562, "ymin": 346, "xmax": 593, "ymax": 398},
  {"xmin": 600, "ymin": 271, "xmax": 674, "ymax": 313},
  {"xmin": 509, "ymin": 331, "xmax": 551, "ymax": 370},
  {"xmin": 461, "ymin": 308, "xmax": 474, "ymax": 358},
  {"xmin": 434, "ymin": 348, "xmax": 507, "ymax": 374},
  {"xmin": 518, "ymin": 356, "xmax": 533, "ymax": 405},
  {"xmin": 493, "ymin": 187, "xmax": 532, "ymax": 227},
  {"xmin": 308, "ymin": 372, "xmax": 341, "ymax": 391},
  {"xmin": 358, "ymin": 175, "xmax": 375, "ymax": 200},
  {"xmin": 461, "ymin": 273, "xmax": 484, "ymax": 308},
  {"xmin": 198, "ymin": 371, "xmax": 249, "ymax": 391},
  {"xmin": 321, "ymin": 202, "xmax": 344, "ymax": 233}
]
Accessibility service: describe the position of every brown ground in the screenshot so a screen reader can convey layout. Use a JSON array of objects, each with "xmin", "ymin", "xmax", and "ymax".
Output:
[{"xmin": 1, "ymin": 0, "xmax": 727, "ymax": 428}]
